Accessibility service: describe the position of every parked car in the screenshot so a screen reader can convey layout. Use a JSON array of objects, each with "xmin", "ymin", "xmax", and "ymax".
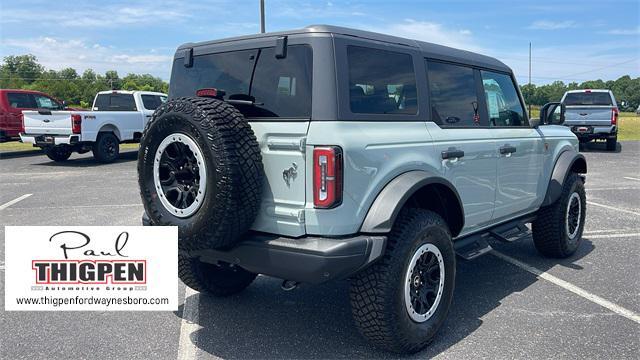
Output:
[
  {"xmin": 20, "ymin": 90, "xmax": 167, "ymax": 162},
  {"xmin": 636, "ymin": 104, "xmax": 640, "ymax": 115},
  {"xmin": 0, "ymin": 89, "xmax": 78, "ymax": 142},
  {"xmin": 137, "ymin": 25, "xmax": 587, "ymax": 353},
  {"xmin": 561, "ymin": 89, "xmax": 619, "ymax": 151}
]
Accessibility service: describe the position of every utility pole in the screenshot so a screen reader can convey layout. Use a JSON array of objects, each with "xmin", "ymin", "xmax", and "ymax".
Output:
[
  {"xmin": 260, "ymin": 0, "xmax": 265, "ymax": 33},
  {"xmin": 528, "ymin": 42, "xmax": 532, "ymax": 116}
]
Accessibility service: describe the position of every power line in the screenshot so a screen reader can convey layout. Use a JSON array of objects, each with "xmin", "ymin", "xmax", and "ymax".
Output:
[{"xmin": 558, "ymin": 58, "xmax": 639, "ymax": 79}]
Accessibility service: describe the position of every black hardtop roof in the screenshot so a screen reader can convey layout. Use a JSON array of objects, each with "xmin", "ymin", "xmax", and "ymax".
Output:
[{"xmin": 177, "ymin": 24, "xmax": 511, "ymax": 73}]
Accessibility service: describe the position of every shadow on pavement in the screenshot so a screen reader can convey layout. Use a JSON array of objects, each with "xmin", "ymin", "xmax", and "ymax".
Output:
[
  {"xmin": 579, "ymin": 141, "xmax": 622, "ymax": 153},
  {"xmin": 0, "ymin": 149, "xmax": 44, "ymax": 159},
  {"xmin": 30, "ymin": 150, "xmax": 138, "ymax": 167},
  {"xmin": 175, "ymin": 238, "xmax": 594, "ymax": 359}
]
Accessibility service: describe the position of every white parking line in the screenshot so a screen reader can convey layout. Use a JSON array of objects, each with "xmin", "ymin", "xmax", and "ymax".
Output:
[
  {"xmin": 623, "ymin": 176, "xmax": 640, "ymax": 182},
  {"xmin": 177, "ymin": 286, "xmax": 201, "ymax": 360},
  {"xmin": 585, "ymin": 233, "xmax": 640, "ymax": 239},
  {"xmin": 587, "ymin": 201, "xmax": 640, "ymax": 216},
  {"xmin": 584, "ymin": 229, "xmax": 640, "ymax": 234},
  {"xmin": 0, "ymin": 194, "xmax": 32, "ymax": 210},
  {"xmin": 491, "ymin": 250, "xmax": 640, "ymax": 325},
  {"xmin": 9, "ymin": 204, "xmax": 141, "ymax": 210}
]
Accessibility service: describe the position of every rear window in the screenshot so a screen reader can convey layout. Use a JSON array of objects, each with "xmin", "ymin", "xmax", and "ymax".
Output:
[
  {"xmin": 564, "ymin": 92, "xmax": 613, "ymax": 106},
  {"xmin": 7, "ymin": 93, "xmax": 37, "ymax": 109},
  {"xmin": 169, "ymin": 45, "xmax": 312, "ymax": 118},
  {"xmin": 347, "ymin": 46, "xmax": 417, "ymax": 114},
  {"xmin": 141, "ymin": 95, "xmax": 167, "ymax": 110},
  {"xmin": 93, "ymin": 94, "xmax": 137, "ymax": 111}
]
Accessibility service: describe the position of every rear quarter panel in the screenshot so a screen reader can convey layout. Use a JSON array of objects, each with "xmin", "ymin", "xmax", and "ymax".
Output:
[{"xmin": 304, "ymin": 121, "xmax": 438, "ymax": 236}]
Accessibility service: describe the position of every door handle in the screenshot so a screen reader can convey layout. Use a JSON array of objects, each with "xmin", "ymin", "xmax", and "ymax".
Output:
[
  {"xmin": 441, "ymin": 148, "xmax": 465, "ymax": 160},
  {"xmin": 499, "ymin": 145, "xmax": 517, "ymax": 155}
]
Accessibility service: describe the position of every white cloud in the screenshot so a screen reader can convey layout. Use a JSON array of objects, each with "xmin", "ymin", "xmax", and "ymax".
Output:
[
  {"xmin": 382, "ymin": 19, "xmax": 481, "ymax": 52},
  {"xmin": 1, "ymin": 37, "xmax": 173, "ymax": 78},
  {"xmin": 527, "ymin": 20, "xmax": 577, "ymax": 30},
  {"xmin": 606, "ymin": 27, "xmax": 640, "ymax": 35}
]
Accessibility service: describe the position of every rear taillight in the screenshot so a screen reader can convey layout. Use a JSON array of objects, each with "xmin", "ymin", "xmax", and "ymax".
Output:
[
  {"xmin": 611, "ymin": 107, "xmax": 619, "ymax": 125},
  {"xmin": 313, "ymin": 146, "xmax": 343, "ymax": 209},
  {"xmin": 19, "ymin": 113, "xmax": 25, "ymax": 134},
  {"xmin": 71, "ymin": 114, "xmax": 82, "ymax": 134}
]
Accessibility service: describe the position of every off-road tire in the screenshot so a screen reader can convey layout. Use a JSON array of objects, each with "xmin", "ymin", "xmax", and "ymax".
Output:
[
  {"xmin": 350, "ymin": 209, "xmax": 456, "ymax": 354},
  {"xmin": 138, "ymin": 97, "xmax": 263, "ymax": 250},
  {"xmin": 92, "ymin": 132, "xmax": 120, "ymax": 163},
  {"xmin": 45, "ymin": 145, "xmax": 72, "ymax": 162},
  {"xmin": 532, "ymin": 172, "xmax": 586, "ymax": 258},
  {"xmin": 179, "ymin": 255, "xmax": 256, "ymax": 296},
  {"xmin": 606, "ymin": 136, "xmax": 617, "ymax": 151}
]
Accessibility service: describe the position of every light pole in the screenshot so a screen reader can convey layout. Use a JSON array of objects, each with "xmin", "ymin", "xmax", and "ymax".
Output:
[{"xmin": 260, "ymin": 0, "xmax": 265, "ymax": 33}]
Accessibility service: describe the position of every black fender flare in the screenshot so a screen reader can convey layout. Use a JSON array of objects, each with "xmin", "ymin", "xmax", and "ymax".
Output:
[
  {"xmin": 360, "ymin": 170, "xmax": 465, "ymax": 236},
  {"xmin": 541, "ymin": 149, "xmax": 587, "ymax": 207}
]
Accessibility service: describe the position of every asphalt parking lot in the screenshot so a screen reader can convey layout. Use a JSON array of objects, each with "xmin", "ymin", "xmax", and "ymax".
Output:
[{"xmin": 1, "ymin": 141, "xmax": 639, "ymax": 359}]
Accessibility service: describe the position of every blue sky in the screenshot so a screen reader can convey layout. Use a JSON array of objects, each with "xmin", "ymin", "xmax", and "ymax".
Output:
[{"xmin": 1, "ymin": 0, "xmax": 638, "ymax": 84}]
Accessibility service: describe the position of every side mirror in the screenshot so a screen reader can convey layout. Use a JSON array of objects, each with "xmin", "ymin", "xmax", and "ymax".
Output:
[
  {"xmin": 529, "ymin": 117, "xmax": 540, "ymax": 128},
  {"xmin": 539, "ymin": 102, "xmax": 566, "ymax": 125}
]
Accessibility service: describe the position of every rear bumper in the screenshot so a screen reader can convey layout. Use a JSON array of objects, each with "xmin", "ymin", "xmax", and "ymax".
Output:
[
  {"xmin": 142, "ymin": 212, "xmax": 386, "ymax": 284},
  {"xmin": 567, "ymin": 125, "xmax": 616, "ymax": 140},
  {"xmin": 20, "ymin": 133, "xmax": 81, "ymax": 146}
]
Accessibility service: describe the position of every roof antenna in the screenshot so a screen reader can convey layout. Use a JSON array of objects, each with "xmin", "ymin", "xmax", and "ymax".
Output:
[{"xmin": 260, "ymin": 0, "xmax": 266, "ymax": 33}]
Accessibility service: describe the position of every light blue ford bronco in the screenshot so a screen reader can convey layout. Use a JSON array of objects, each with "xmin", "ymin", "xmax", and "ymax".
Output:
[{"xmin": 137, "ymin": 25, "xmax": 587, "ymax": 353}]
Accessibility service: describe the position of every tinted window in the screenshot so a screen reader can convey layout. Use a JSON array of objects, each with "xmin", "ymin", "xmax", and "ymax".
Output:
[
  {"xmin": 348, "ymin": 46, "xmax": 417, "ymax": 114},
  {"xmin": 33, "ymin": 94, "xmax": 63, "ymax": 110},
  {"xmin": 7, "ymin": 93, "xmax": 37, "ymax": 109},
  {"xmin": 93, "ymin": 94, "xmax": 137, "ymax": 111},
  {"xmin": 169, "ymin": 45, "xmax": 313, "ymax": 118},
  {"xmin": 481, "ymin": 71, "xmax": 527, "ymax": 127},
  {"xmin": 427, "ymin": 61, "xmax": 481, "ymax": 126},
  {"xmin": 141, "ymin": 95, "xmax": 167, "ymax": 110},
  {"xmin": 564, "ymin": 92, "xmax": 613, "ymax": 106},
  {"xmin": 170, "ymin": 49, "xmax": 257, "ymax": 100}
]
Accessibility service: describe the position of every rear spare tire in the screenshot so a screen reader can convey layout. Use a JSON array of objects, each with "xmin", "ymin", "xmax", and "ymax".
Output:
[{"xmin": 138, "ymin": 97, "xmax": 263, "ymax": 250}]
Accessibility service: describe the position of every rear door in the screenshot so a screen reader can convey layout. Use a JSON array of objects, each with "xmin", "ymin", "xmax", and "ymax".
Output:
[
  {"xmin": 5, "ymin": 92, "xmax": 35, "ymax": 135},
  {"xmin": 481, "ymin": 70, "xmax": 544, "ymax": 221},
  {"xmin": 140, "ymin": 94, "xmax": 167, "ymax": 128},
  {"xmin": 169, "ymin": 44, "xmax": 313, "ymax": 237},
  {"xmin": 424, "ymin": 60, "xmax": 497, "ymax": 235}
]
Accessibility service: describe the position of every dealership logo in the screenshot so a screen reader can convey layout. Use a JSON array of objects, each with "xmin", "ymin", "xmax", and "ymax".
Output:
[
  {"xmin": 31, "ymin": 230, "xmax": 146, "ymax": 284},
  {"xmin": 5, "ymin": 226, "xmax": 178, "ymax": 311}
]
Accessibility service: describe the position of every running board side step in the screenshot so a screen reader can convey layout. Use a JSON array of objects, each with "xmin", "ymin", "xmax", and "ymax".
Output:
[
  {"xmin": 454, "ymin": 215, "xmax": 536, "ymax": 260},
  {"xmin": 454, "ymin": 235, "xmax": 492, "ymax": 260}
]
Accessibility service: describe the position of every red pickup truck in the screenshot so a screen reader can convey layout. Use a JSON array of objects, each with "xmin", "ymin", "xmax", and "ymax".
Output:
[{"xmin": 0, "ymin": 89, "xmax": 69, "ymax": 142}]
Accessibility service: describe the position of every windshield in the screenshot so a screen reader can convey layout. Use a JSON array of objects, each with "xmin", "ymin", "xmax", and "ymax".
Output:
[{"xmin": 564, "ymin": 92, "xmax": 613, "ymax": 106}]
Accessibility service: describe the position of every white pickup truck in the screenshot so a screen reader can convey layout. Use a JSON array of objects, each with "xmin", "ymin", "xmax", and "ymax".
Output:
[{"xmin": 20, "ymin": 90, "xmax": 167, "ymax": 162}]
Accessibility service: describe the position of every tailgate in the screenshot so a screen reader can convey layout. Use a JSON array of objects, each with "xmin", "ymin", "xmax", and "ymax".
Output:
[
  {"xmin": 22, "ymin": 110, "xmax": 73, "ymax": 135},
  {"xmin": 564, "ymin": 106, "xmax": 613, "ymax": 126}
]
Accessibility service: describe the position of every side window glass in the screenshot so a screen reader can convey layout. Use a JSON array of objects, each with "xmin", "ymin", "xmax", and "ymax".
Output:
[
  {"xmin": 480, "ymin": 70, "xmax": 527, "ymax": 127},
  {"xmin": 34, "ymin": 95, "xmax": 62, "ymax": 110},
  {"xmin": 141, "ymin": 95, "xmax": 166, "ymax": 110},
  {"xmin": 7, "ymin": 93, "xmax": 37, "ymax": 109},
  {"xmin": 427, "ymin": 61, "xmax": 481, "ymax": 127},
  {"xmin": 347, "ymin": 46, "xmax": 417, "ymax": 115}
]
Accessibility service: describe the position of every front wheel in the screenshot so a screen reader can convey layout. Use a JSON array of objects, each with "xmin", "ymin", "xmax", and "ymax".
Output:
[
  {"xmin": 45, "ymin": 145, "xmax": 72, "ymax": 162},
  {"xmin": 350, "ymin": 209, "xmax": 455, "ymax": 354},
  {"xmin": 532, "ymin": 173, "xmax": 586, "ymax": 258}
]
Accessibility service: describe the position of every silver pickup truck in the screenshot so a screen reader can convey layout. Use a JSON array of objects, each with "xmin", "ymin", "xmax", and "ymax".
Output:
[{"xmin": 561, "ymin": 89, "xmax": 619, "ymax": 151}]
